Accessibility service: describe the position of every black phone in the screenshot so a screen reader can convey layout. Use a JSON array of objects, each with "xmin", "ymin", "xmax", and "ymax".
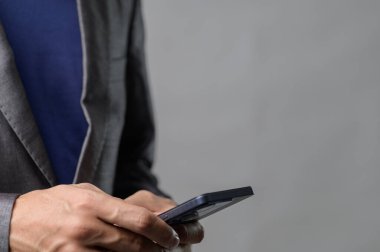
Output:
[{"xmin": 159, "ymin": 186, "xmax": 254, "ymax": 225}]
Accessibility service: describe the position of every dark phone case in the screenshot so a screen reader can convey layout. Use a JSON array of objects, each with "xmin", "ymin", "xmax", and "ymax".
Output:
[{"xmin": 159, "ymin": 186, "xmax": 254, "ymax": 225}]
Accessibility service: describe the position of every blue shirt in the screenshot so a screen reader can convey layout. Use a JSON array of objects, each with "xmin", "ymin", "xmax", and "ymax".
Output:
[{"xmin": 0, "ymin": 1, "xmax": 88, "ymax": 184}]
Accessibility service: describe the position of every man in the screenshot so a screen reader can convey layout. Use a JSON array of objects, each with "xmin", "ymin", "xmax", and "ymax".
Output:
[{"xmin": 0, "ymin": 0, "xmax": 204, "ymax": 251}]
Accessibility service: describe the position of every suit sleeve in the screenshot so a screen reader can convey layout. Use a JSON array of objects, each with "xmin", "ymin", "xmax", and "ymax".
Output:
[
  {"xmin": 0, "ymin": 193, "xmax": 18, "ymax": 252},
  {"xmin": 112, "ymin": 0, "xmax": 169, "ymax": 199}
]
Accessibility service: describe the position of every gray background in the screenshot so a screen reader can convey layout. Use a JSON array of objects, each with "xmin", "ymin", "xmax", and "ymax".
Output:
[{"xmin": 144, "ymin": 0, "xmax": 380, "ymax": 251}]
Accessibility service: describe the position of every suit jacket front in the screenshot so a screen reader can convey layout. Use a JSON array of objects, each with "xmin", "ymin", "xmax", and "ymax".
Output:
[{"xmin": 0, "ymin": 1, "xmax": 165, "ymax": 250}]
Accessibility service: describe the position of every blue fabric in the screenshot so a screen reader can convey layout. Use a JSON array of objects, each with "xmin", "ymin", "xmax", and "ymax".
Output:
[{"xmin": 0, "ymin": 1, "xmax": 88, "ymax": 184}]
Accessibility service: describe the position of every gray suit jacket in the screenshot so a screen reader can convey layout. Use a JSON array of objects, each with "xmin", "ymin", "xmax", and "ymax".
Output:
[{"xmin": 0, "ymin": 1, "xmax": 166, "ymax": 250}]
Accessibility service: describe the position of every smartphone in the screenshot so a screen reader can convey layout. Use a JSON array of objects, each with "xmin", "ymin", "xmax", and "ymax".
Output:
[{"xmin": 159, "ymin": 186, "xmax": 254, "ymax": 225}]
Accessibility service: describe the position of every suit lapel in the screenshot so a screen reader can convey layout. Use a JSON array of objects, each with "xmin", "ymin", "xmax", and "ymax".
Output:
[
  {"xmin": 0, "ymin": 1, "xmax": 116, "ymax": 186},
  {"xmin": 0, "ymin": 23, "xmax": 56, "ymax": 186}
]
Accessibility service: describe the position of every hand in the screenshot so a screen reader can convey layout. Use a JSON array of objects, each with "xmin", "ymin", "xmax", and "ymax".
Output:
[
  {"xmin": 125, "ymin": 190, "xmax": 204, "ymax": 251},
  {"xmin": 10, "ymin": 183, "xmax": 180, "ymax": 252}
]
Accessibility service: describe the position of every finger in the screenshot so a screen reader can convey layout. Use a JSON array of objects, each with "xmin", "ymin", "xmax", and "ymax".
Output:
[
  {"xmin": 125, "ymin": 190, "xmax": 176, "ymax": 213},
  {"xmin": 93, "ymin": 195, "xmax": 180, "ymax": 250},
  {"xmin": 173, "ymin": 222, "xmax": 204, "ymax": 245},
  {"xmin": 88, "ymin": 218, "xmax": 164, "ymax": 252}
]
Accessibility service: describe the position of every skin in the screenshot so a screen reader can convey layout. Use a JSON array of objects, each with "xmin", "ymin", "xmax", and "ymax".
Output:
[
  {"xmin": 9, "ymin": 183, "xmax": 204, "ymax": 252},
  {"xmin": 124, "ymin": 190, "xmax": 204, "ymax": 251}
]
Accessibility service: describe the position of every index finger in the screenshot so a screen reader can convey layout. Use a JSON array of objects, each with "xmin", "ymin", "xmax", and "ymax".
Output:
[{"xmin": 92, "ymin": 193, "xmax": 180, "ymax": 250}]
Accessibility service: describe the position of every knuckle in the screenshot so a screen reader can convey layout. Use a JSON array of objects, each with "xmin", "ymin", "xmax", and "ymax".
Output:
[
  {"xmin": 136, "ymin": 210, "xmax": 156, "ymax": 231},
  {"xmin": 53, "ymin": 184, "xmax": 69, "ymax": 192},
  {"xmin": 77, "ymin": 182, "xmax": 93, "ymax": 188},
  {"xmin": 75, "ymin": 191, "xmax": 96, "ymax": 211},
  {"xmin": 107, "ymin": 206, "xmax": 122, "ymax": 223},
  {"xmin": 69, "ymin": 217, "xmax": 93, "ymax": 240},
  {"xmin": 137, "ymin": 190, "xmax": 154, "ymax": 198},
  {"xmin": 77, "ymin": 182, "xmax": 99, "ymax": 191}
]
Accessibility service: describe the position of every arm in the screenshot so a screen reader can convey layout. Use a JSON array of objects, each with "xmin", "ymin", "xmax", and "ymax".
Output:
[{"xmin": 113, "ymin": 0, "xmax": 168, "ymax": 198}]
